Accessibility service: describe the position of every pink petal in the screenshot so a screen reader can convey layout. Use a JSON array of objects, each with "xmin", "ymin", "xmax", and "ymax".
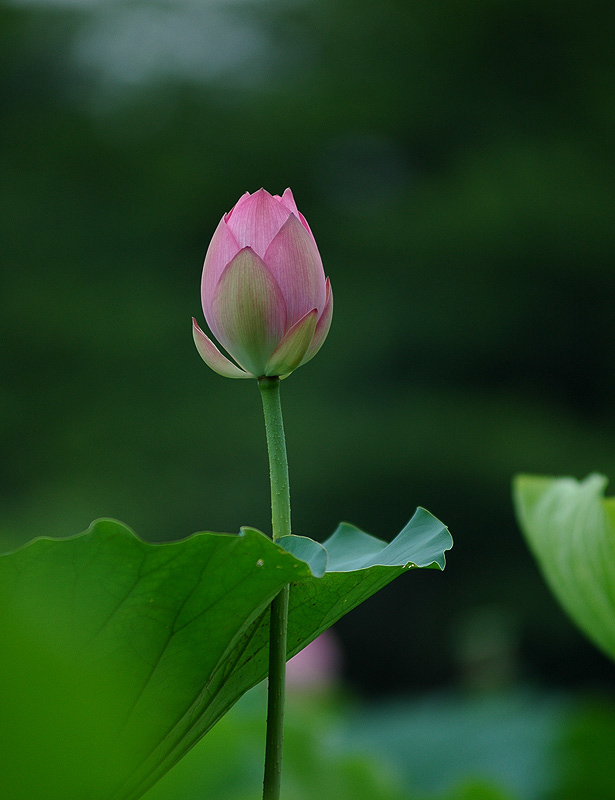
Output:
[
  {"xmin": 274, "ymin": 188, "xmax": 315, "ymax": 238},
  {"xmin": 265, "ymin": 308, "xmax": 318, "ymax": 376},
  {"xmin": 224, "ymin": 191, "xmax": 250, "ymax": 222},
  {"xmin": 212, "ymin": 247, "xmax": 287, "ymax": 378},
  {"xmin": 263, "ymin": 213, "xmax": 327, "ymax": 328},
  {"xmin": 297, "ymin": 210, "xmax": 315, "ymax": 238},
  {"xmin": 300, "ymin": 278, "xmax": 333, "ymax": 366},
  {"xmin": 192, "ymin": 318, "xmax": 252, "ymax": 379},
  {"xmin": 275, "ymin": 187, "xmax": 300, "ymax": 216},
  {"xmin": 223, "ymin": 188, "xmax": 291, "ymax": 258},
  {"xmin": 201, "ymin": 217, "xmax": 241, "ymax": 325}
]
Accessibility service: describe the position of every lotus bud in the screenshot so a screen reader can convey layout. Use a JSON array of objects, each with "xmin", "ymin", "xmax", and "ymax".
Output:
[{"xmin": 193, "ymin": 188, "xmax": 333, "ymax": 379}]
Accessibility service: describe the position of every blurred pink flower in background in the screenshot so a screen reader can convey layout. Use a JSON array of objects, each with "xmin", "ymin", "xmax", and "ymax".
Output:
[
  {"xmin": 286, "ymin": 630, "xmax": 342, "ymax": 690},
  {"xmin": 193, "ymin": 188, "xmax": 333, "ymax": 379}
]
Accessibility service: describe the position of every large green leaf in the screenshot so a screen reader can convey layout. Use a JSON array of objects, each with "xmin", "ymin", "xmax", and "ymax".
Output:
[
  {"xmin": 513, "ymin": 473, "xmax": 615, "ymax": 662},
  {"xmin": 0, "ymin": 509, "xmax": 451, "ymax": 800}
]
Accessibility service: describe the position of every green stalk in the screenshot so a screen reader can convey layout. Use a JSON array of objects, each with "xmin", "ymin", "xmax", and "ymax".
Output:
[{"xmin": 258, "ymin": 376, "xmax": 291, "ymax": 800}]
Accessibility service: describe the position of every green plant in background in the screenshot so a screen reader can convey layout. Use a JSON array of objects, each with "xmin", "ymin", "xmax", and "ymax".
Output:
[
  {"xmin": 547, "ymin": 698, "xmax": 615, "ymax": 800},
  {"xmin": 142, "ymin": 685, "xmax": 521, "ymax": 800},
  {"xmin": 0, "ymin": 188, "xmax": 452, "ymax": 799},
  {"xmin": 513, "ymin": 473, "xmax": 615, "ymax": 662}
]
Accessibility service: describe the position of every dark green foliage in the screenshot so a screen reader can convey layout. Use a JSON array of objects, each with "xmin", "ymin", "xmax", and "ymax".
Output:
[{"xmin": 2, "ymin": 0, "xmax": 614, "ymax": 692}]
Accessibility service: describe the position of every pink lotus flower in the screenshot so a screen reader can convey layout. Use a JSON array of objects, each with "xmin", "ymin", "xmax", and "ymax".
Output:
[{"xmin": 193, "ymin": 188, "xmax": 333, "ymax": 379}]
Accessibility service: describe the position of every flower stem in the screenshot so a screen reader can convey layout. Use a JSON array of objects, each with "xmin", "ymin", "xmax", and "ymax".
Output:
[
  {"xmin": 259, "ymin": 376, "xmax": 291, "ymax": 542},
  {"xmin": 258, "ymin": 376, "xmax": 291, "ymax": 800}
]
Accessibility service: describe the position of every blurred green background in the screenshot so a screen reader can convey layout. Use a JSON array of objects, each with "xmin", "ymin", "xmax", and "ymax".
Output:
[{"xmin": 1, "ymin": 0, "xmax": 615, "ymax": 796}]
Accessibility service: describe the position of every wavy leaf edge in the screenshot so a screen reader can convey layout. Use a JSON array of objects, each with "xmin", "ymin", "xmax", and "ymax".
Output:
[{"xmin": 2, "ymin": 506, "xmax": 453, "ymax": 578}]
